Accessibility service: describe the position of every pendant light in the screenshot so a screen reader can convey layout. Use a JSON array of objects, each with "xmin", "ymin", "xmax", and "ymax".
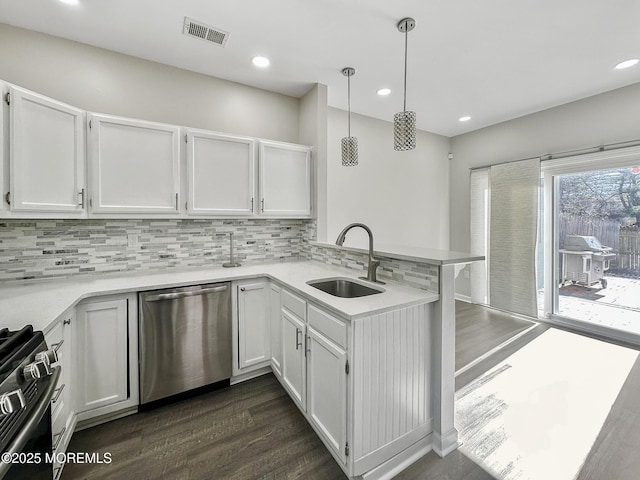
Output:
[
  {"xmin": 341, "ymin": 67, "xmax": 358, "ymax": 166},
  {"xmin": 394, "ymin": 17, "xmax": 416, "ymax": 151}
]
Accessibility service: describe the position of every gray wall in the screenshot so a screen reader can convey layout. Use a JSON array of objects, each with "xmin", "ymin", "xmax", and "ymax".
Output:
[
  {"xmin": 326, "ymin": 107, "xmax": 451, "ymax": 249},
  {"xmin": 0, "ymin": 23, "xmax": 300, "ymax": 143},
  {"xmin": 300, "ymin": 84, "xmax": 328, "ymax": 241},
  {"xmin": 450, "ymin": 81, "xmax": 640, "ymax": 296}
]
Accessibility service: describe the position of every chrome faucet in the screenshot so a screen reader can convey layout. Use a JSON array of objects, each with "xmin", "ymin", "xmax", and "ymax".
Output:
[{"xmin": 335, "ymin": 223, "xmax": 384, "ymax": 284}]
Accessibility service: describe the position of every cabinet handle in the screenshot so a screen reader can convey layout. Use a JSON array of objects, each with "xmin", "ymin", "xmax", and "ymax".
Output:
[
  {"xmin": 53, "ymin": 426, "xmax": 66, "ymax": 451},
  {"xmin": 261, "ymin": 198, "xmax": 265, "ymax": 212},
  {"xmin": 305, "ymin": 335, "xmax": 311, "ymax": 357},
  {"xmin": 63, "ymin": 318, "xmax": 71, "ymax": 326},
  {"xmin": 52, "ymin": 339, "xmax": 64, "ymax": 352},
  {"xmin": 295, "ymin": 328, "xmax": 302, "ymax": 350},
  {"xmin": 52, "ymin": 384, "xmax": 66, "ymax": 404},
  {"xmin": 78, "ymin": 188, "xmax": 85, "ymax": 208},
  {"xmin": 175, "ymin": 193, "xmax": 179, "ymax": 211},
  {"xmin": 250, "ymin": 198, "xmax": 254, "ymax": 211}
]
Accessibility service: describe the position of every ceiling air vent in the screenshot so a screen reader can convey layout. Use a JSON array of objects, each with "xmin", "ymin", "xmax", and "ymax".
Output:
[{"xmin": 183, "ymin": 17, "xmax": 229, "ymax": 47}]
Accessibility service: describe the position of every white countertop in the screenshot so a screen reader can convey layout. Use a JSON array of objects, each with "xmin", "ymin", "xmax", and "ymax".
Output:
[
  {"xmin": 0, "ymin": 261, "xmax": 439, "ymax": 332},
  {"xmin": 310, "ymin": 241, "xmax": 485, "ymax": 266}
]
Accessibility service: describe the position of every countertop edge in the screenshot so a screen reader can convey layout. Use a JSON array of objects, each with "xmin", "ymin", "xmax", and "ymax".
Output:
[
  {"xmin": 2, "ymin": 261, "xmax": 440, "ymax": 332},
  {"xmin": 308, "ymin": 241, "xmax": 485, "ymax": 265}
]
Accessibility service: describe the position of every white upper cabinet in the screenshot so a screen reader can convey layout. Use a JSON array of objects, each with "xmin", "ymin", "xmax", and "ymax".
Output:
[
  {"xmin": 1, "ymin": 82, "xmax": 7, "ymax": 215},
  {"xmin": 6, "ymin": 85, "xmax": 85, "ymax": 215},
  {"xmin": 87, "ymin": 113, "xmax": 181, "ymax": 215},
  {"xmin": 259, "ymin": 140, "xmax": 312, "ymax": 217},
  {"xmin": 186, "ymin": 129, "xmax": 255, "ymax": 216}
]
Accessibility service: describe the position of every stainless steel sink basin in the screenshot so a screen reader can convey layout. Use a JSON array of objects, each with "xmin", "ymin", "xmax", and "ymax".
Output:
[{"xmin": 307, "ymin": 278, "xmax": 384, "ymax": 298}]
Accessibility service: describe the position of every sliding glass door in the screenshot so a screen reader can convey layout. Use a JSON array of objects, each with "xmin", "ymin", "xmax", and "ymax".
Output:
[{"xmin": 542, "ymin": 147, "xmax": 640, "ymax": 342}]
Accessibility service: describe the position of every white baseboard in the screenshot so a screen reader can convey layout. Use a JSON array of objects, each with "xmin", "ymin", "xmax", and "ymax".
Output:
[
  {"xmin": 432, "ymin": 428, "xmax": 460, "ymax": 457},
  {"xmin": 455, "ymin": 293, "xmax": 472, "ymax": 303},
  {"xmin": 230, "ymin": 365, "xmax": 272, "ymax": 385},
  {"xmin": 360, "ymin": 434, "xmax": 433, "ymax": 480}
]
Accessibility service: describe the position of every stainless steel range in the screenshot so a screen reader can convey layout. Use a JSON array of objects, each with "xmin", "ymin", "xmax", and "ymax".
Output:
[{"xmin": 0, "ymin": 326, "xmax": 61, "ymax": 480}]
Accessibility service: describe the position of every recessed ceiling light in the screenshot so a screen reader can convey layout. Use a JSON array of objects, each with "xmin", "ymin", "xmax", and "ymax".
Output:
[
  {"xmin": 59, "ymin": 0, "xmax": 80, "ymax": 5},
  {"xmin": 377, "ymin": 88, "xmax": 391, "ymax": 96},
  {"xmin": 615, "ymin": 59, "xmax": 639, "ymax": 70},
  {"xmin": 459, "ymin": 116, "xmax": 471, "ymax": 122},
  {"xmin": 251, "ymin": 56, "xmax": 270, "ymax": 68}
]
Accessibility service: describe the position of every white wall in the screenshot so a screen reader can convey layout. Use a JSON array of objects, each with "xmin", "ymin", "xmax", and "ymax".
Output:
[
  {"xmin": 300, "ymin": 84, "xmax": 328, "ymax": 240},
  {"xmin": 450, "ymin": 81, "xmax": 640, "ymax": 296},
  {"xmin": 0, "ymin": 23, "xmax": 300, "ymax": 143},
  {"xmin": 326, "ymin": 107, "xmax": 450, "ymax": 249}
]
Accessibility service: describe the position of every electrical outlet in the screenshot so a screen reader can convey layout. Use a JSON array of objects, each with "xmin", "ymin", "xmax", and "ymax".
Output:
[{"xmin": 127, "ymin": 234, "xmax": 139, "ymax": 248}]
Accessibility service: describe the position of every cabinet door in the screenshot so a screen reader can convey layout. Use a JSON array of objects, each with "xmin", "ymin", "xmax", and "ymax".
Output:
[
  {"xmin": 259, "ymin": 140, "xmax": 311, "ymax": 216},
  {"xmin": 88, "ymin": 113, "xmax": 180, "ymax": 214},
  {"xmin": 269, "ymin": 283, "xmax": 282, "ymax": 377},
  {"xmin": 1, "ymin": 82, "xmax": 7, "ymax": 215},
  {"xmin": 8, "ymin": 85, "xmax": 85, "ymax": 214},
  {"xmin": 75, "ymin": 298, "xmax": 129, "ymax": 412},
  {"xmin": 186, "ymin": 129, "xmax": 255, "ymax": 216},
  {"xmin": 237, "ymin": 281, "xmax": 271, "ymax": 370},
  {"xmin": 45, "ymin": 312, "xmax": 74, "ymax": 480},
  {"xmin": 281, "ymin": 309, "xmax": 306, "ymax": 410},
  {"xmin": 307, "ymin": 326, "xmax": 348, "ymax": 464}
]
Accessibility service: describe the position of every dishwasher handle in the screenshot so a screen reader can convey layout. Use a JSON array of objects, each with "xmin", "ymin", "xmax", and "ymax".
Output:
[{"xmin": 144, "ymin": 285, "xmax": 228, "ymax": 302}]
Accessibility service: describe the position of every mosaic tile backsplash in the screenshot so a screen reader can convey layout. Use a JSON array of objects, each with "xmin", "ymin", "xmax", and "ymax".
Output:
[
  {"xmin": 302, "ymin": 241, "xmax": 440, "ymax": 293},
  {"xmin": 0, "ymin": 217, "xmax": 439, "ymax": 293},
  {"xmin": 0, "ymin": 219, "xmax": 311, "ymax": 282}
]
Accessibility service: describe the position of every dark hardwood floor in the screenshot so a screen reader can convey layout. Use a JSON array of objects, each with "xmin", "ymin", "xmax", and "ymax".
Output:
[
  {"xmin": 63, "ymin": 374, "xmax": 346, "ymax": 479},
  {"xmin": 64, "ymin": 301, "xmax": 638, "ymax": 480},
  {"xmin": 454, "ymin": 301, "xmax": 535, "ymax": 371}
]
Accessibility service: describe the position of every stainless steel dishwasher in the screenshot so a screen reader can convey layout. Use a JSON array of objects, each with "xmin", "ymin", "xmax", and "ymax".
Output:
[{"xmin": 138, "ymin": 282, "xmax": 231, "ymax": 405}]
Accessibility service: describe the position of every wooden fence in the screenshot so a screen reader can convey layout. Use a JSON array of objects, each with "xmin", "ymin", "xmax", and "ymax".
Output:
[
  {"xmin": 618, "ymin": 225, "xmax": 640, "ymax": 269},
  {"xmin": 559, "ymin": 214, "xmax": 640, "ymax": 271},
  {"xmin": 558, "ymin": 213, "xmax": 620, "ymax": 249}
]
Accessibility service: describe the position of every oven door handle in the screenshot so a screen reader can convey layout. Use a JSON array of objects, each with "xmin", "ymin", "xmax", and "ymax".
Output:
[{"xmin": 0, "ymin": 366, "xmax": 61, "ymax": 479}]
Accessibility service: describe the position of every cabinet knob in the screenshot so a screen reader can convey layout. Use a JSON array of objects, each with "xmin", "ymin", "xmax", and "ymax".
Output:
[
  {"xmin": 0, "ymin": 389, "xmax": 26, "ymax": 416},
  {"xmin": 63, "ymin": 318, "xmax": 71, "ymax": 326},
  {"xmin": 240, "ymin": 287, "xmax": 246, "ymax": 292}
]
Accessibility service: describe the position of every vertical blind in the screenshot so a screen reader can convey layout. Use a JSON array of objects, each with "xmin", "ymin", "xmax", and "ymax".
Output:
[
  {"xmin": 470, "ymin": 168, "xmax": 489, "ymax": 304},
  {"xmin": 489, "ymin": 158, "xmax": 540, "ymax": 317}
]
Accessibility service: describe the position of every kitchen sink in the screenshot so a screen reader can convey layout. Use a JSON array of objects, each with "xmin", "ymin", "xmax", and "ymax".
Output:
[{"xmin": 307, "ymin": 278, "xmax": 384, "ymax": 298}]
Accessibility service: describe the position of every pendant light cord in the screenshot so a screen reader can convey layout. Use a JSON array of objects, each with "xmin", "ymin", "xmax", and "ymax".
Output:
[
  {"xmin": 403, "ymin": 22, "xmax": 408, "ymax": 113},
  {"xmin": 348, "ymin": 73, "xmax": 351, "ymax": 138}
]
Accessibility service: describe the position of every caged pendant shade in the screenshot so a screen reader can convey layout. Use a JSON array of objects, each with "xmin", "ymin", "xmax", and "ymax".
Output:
[
  {"xmin": 341, "ymin": 67, "xmax": 358, "ymax": 166},
  {"xmin": 394, "ymin": 17, "xmax": 416, "ymax": 151}
]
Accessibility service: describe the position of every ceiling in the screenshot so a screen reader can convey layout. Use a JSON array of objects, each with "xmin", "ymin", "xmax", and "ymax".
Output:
[{"xmin": 1, "ymin": 0, "xmax": 639, "ymax": 137}]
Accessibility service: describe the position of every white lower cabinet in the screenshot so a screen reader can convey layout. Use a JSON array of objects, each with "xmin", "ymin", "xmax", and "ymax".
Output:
[
  {"xmin": 307, "ymin": 326, "xmax": 348, "ymax": 463},
  {"xmin": 74, "ymin": 294, "xmax": 138, "ymax": 426},
  {"xmin": 269, "ymin": 283, "xmax": 282, "ymax": 377},
  {"xmin": 280, "ymin": 308, "xmax": 307, "ymax": 410},
  {"xmin": 236, "ymin": 280, "xmax": 271, "ymax": 371},
  {"xmin": 274, "ymin": 288, "xmax": 433, "ymax": 478},
  {"xmin": 278, "ymin": 289, "xmax": 348, "ymax": 464},
  {"xmin": 44, "ymin": 310, "xmax": 76, "ymax": 480}
]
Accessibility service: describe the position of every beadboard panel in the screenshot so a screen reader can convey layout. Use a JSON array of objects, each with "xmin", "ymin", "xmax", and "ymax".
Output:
[
  {"xmin": 352, "ymin": 303, "xmax": 432, "ymax": 464},
  {"xmin": 0, "ymin": 218, "xmax": 311, "ymax": 281}
]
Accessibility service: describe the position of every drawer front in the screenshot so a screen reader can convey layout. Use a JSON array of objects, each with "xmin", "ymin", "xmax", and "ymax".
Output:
[
  {"xmin": 281, "ymin": 289, "xmax": 306, "ymax": 320},
  {"xmin": 308, "ymin": 304, "xmax": 347, "ymax": 349},
  {"xmin": 45, "ymin": 321, "xmax": 67, "ymax": 418}
]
